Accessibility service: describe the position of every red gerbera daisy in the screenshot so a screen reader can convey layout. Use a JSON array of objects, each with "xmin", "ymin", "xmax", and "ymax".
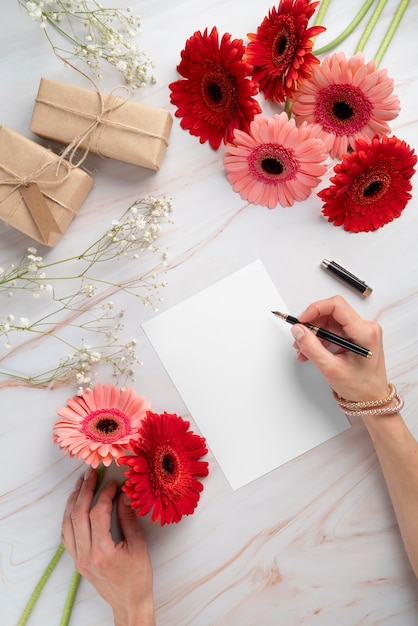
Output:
[
  {"xmin": 120, "ymin": 412, "xmax": 209, "ymax": 525},
  {"xmin": 291, "ymin": 52, "xmax": 400, "ymax": 159},
  {"xmin": 318, "ymin": 135, "xmax": 417, "ymax": 233},
  {"xmin": 245, "ymin": 0, "xmax": 325, "ymax": 102},
  {"xmin": 53, "ymin": 383, "xmax": 150, "ymax": 468},
  {"xmin": 169, "ymin": 27, "xmax": 261, "ymax": 150}
]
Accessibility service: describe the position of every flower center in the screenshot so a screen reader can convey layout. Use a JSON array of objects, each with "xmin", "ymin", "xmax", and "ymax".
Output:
[
  {"xmin": 162, "ymin": 453, "xmax": 176, "ymax": 475},
  {"xmin": 316, "ymin": 84, "xmax": 372, "ymax": 136},
  {"xmin": 262, "ymin": 157, "xmax": 284, "ymax": 175},
  {"xmin": 350, "ymin": 165, "xmax": 391, "ymax": 206},
  {"xmin": 332, "ymin": 101, "xmax": 353, "ymax": 121},
  {"xmin": 363, "ymin": 180, "xmax": 383, "ymax": 197},
  {"xmin": 208, "ymin": 82, "xmax": 223, "ymax": 103},
  {"xmin": 249, "ymin": 143, "xmax": 297, "ymax": 184},
  {"xmin": 81, "ymin": 408, "xmax": 131, "ymax": 443},
  {"xmin": 96, "ymin": 418, "xmax": 119, "ymax": 434},
  {"xmin": 201, "ymin": 70, "xmax": 233, "ymax": 115},
  {"xmin": 272, "ymin": 16, "xmax": 297, "ymax": 70},
  {"xmin": 277, "ymin": 34, "xmax": 288, "ymax": 57},
  {"xmin": 152, "ymin": 444, "xmax": 180, "ymax": 489}
]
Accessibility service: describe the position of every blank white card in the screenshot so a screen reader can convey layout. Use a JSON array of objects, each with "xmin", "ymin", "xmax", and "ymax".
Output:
[{"xmin": 142, "ymin": 260, "xmax": 350, "ymax": 490}]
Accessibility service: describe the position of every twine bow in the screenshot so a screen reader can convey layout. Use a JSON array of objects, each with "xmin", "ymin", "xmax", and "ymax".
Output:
[
  {"xmin": 36, "ymin": 57, "xmax": 169, "ymax": 168},
  {"xmin": 58, "ymin": 83, "xmax": 131, "ymax": 167},
  {"xmin": 0, "ymin": 153, "xmax": 71, "ymax": 244}
]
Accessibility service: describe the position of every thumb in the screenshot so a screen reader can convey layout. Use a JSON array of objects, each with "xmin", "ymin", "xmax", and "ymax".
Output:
[{"xmin": 291, "ymin": 324, "xmax": 336, "ymax": 373}]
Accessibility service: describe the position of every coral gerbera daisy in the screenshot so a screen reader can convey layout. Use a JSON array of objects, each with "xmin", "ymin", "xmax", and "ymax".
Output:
[
  {"xmin": 291, "ymin": 52, "xmax": 400, "ymax": 159},
  {"xmin": 53, "ymin": 383, "xmax": 150, "ymax": 468},
  {"xmin": 120, "ymin": 412, "xmax": 209, "ymax": 525},
  {"xmin": 245, "ymin": 0, "xmax": 325, "ymax": 102},
  {"xmin": 223, "ymin": 112, "xmax": 327, "ymax": 209},
  {"xmin": 318, "ymin": 134, "xmax": 417, "ymax": 233},
  {"xmin": 169, "ymin": 26, "xmax": 261, "ymax": 150}
]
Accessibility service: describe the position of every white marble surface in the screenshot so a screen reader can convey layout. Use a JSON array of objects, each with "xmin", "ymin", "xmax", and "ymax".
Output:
[{"xmin": 1, "ymin": 1, "xmax": 418, "ymax": 624}]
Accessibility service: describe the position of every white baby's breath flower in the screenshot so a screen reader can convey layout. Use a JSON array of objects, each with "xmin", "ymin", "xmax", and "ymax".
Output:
[
  {"xmin": 25, "ymin": 1, "xmax": 43, "ymax": 21},
  {"xmin": 0, "ymin": 195, "xmax": 172, "ymax": 389},
  {"xmin": 81, "ymin": 283, "xmax": 97, "ymax": 297},
  {"xmin": 19, "ymin": 0, "xmax": 155, "ymax": 87}
]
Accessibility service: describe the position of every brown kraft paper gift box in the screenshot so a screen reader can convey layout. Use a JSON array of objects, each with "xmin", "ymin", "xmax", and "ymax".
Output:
[
  {"xmin": 0, "ymin": 125, "xmax": 94, "ymax": 247},
  {"xmin": 30, "ymin": 78, "xmax": 173, "ymax": 170}
]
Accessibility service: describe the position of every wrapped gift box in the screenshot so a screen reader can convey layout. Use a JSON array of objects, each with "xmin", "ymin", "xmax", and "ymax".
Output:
[
  {"xmin": 0, "ymin": 125, "xmax": 94, "ymax": 247},
  {"xmin": 30, "ymin": 78, "xmax": 173, "ymax": 170}
]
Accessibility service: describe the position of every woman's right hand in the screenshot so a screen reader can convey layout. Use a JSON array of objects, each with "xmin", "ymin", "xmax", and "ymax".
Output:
[
  {"xmin": 289, "ymin": 295, "xmax": 390, "ymax": 403},
  {"xmin": 62, "ymin": 468, "xmax": 155, "ymax": 626}
]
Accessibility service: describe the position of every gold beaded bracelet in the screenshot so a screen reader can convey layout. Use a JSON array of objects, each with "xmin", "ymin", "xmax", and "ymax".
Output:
[
  {"xmin": 332, "ymin": 383, "xmax": 396, "ymax": 409},
  {"xmin": 332, "ymin": 383, "xmax": 404, "ymax": 418}
]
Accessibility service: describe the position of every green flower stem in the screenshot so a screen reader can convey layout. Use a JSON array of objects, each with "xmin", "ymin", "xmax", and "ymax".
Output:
[
  {"xmin": 59, "ymin": 570, "xmax": 82, "ymax": 626},
  {"xmin": 17, "ymin": 543, "xmax": 66, "ymax": 626},
  {"xmin": 313, "ymin": 0, "xmax": 375, "ymax": 55},
  {"xmin": 97, "ymin": 463, "xmax": 106, "ymax": 488},
  {"xmin": 374, "ymin": 0, "xmax": 410, "ymax": 67},
  {"xmin": 313, "ymin": 0, "xmax": 332, "ymax": 26},
  {"xmin": 16, "ymin": 465, "xmax": 107, "ymax": 625},
  {"xmin": 355, "ymin": 0, "xmax": 388, "ymax": 53}
]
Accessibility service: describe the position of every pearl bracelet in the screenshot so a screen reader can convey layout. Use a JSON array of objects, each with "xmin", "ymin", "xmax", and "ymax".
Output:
[{"xmin": 332, "ymin": 383, "xmax": 404, "ymax": 417}]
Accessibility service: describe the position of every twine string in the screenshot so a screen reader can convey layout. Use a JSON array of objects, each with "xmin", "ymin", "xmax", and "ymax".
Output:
[
  {"xmin": 0, "ymin": 153, "xmax": 74, "ymax": 235},
  {"xmin": 45, "ymin": 57, "xmax": 169, "ymax": 167}
]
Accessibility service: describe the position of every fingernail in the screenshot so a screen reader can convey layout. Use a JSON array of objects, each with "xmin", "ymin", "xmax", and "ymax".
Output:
[
  {"xmin": 123, "ymin": 493, "xmax": 130, "ymax": 506},
  {"xmin": 84, "ymin": 466, "xmax": 94, "ymax": 480},
  {"xmin": 291, "ymin": 326, "xmax": 305, "ymax": 341}
]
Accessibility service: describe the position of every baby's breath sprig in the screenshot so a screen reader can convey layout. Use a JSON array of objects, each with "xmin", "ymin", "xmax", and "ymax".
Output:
[
  {"xmin": 0, "ymin": 196, "xmax": 173, "ymax": 390},
  {"xmin": 18, "ymin": 0, "xmax": 156, "ymax": 87}
]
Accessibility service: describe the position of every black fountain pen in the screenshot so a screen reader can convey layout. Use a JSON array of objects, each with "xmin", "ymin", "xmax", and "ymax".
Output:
[{"xmin": 271, "ymin": 311, "xmax": 373, "ymax": 359}]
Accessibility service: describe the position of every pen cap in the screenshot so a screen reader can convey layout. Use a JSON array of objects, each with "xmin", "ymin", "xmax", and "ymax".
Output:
[{"xmin": 321, "ymin": 259, "xmax": 373, "ymax": 296}]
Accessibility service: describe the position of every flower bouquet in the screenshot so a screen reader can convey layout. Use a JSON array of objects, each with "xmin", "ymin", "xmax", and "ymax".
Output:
[
  {"xmin": 18, "ymin": 383, "xmax": 209, "ymax": 625},
  {"xmin": 169, "ymin": 0, "xmax": 417, "ymax": 232}
]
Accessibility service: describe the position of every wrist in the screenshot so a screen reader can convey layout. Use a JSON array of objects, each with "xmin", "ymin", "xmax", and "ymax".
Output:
[
  {"xmin": 332, "ymin": 383, "xmax": 404, "ymax": 418},
  {"xmin": 361, "ymin": 406, "xmax": 403, "ymax": 431},
  {"xmin": 113, "ymin": 596, "xmax": 155, "ymax": 626}
]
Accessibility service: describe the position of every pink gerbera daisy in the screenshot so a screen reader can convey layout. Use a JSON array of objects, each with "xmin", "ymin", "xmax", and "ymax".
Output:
[
  {"xmin": 223, "ymin": 112, "xmax": 327, "ymax": 209},
  {"xmin": 54, "ymin": 383, "xmax": 150, "ymax": 468},
  {"xmin": 291, "ymin": 52, "xmax": 400, "ymax": 159}
]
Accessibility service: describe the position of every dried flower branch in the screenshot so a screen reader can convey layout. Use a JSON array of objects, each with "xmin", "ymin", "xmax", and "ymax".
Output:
[
  {"xmin": 18, "ymin": 0, "xmax": 156, "ymax": 87},
  {"xmin": 0, "ymin": 196, "xmax": 173, "ymax": 390}
]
